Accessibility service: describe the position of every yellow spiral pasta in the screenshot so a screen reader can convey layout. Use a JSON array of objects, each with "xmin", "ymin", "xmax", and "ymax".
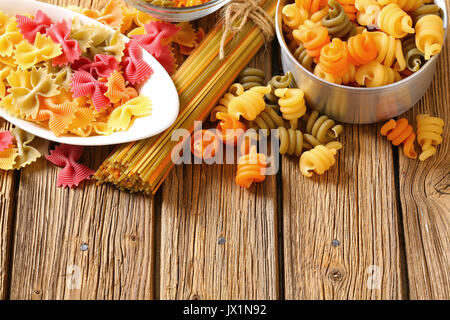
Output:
[
  {"xmin": 355, "ymin": 61, "xmax": 401, "ymax": 87},
  {"xmin": 210, "ymin": 83, "xmax": 244, "ymax": 122},
  {"xmin": 365, "ymin": 30, "xmax": 406, "ymax": 71},
  {"xmin": 415, "ymin": 15, "xmax": 444, "ymax": 60},
  {"xmin": 282, "ymin": 3, "xmax": 309, "ymax": 29},
  {"xmin": 314, "ymin": 62, "xmax": 356, "ymax": 84},
  {"xmin": 416, "ymin": 113, "xmax": 444, "ymax": 161},
  {"xmin": 377, "ymin": 3, "xmax": 415, "ymax": 38},
  {"xmin": 275, "ymin": 88, "xmax": 307, "ymax": 129},
  {"xmin": 355, "ymin": 0, "xmax": 381, "ymax": 26},
  {"xmin": 228, "ymin": 85, "xmax": 271, "ymax": 121},
  {"xmin": 299, "ymin": 144, "xmax": 338, "ymax": 177},
  {"xmin": 377, "ymin": 0, "xmax": 424, "ymax": 12}
]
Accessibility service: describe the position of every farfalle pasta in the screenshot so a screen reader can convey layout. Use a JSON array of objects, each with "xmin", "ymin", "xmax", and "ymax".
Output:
[
  {"xmin": 0, "ymin": 8, "xmax": 159, "ymax": 138},
  {"xmin": 282, "ymin": 0, "xmax": 445, "ymax": 87}
]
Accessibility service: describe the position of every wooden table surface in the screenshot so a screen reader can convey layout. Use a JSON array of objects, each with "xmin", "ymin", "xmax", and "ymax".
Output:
[{"xmin": 0, "ymin": 0, "xmax": 449, "ymax": 300}]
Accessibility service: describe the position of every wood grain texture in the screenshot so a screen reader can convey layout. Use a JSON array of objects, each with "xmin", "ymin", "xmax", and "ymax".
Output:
[
  {"xmin": 0, "ymin": 119, "xmax": 16, "ymax": 299},
  {"xmin": 282, "ymin": 124, "xmax": 405, "ymax": 299},
  {"xmin": 398, "ymin": 8, "xmax": 450, "ymax": 299},
  {"xmin": 8, "ymin": 0, "xmax": 155, "ymax": 300},
  {"xmin": 160, "ymin": 51, "xmax": 279, "ymax": 300}
]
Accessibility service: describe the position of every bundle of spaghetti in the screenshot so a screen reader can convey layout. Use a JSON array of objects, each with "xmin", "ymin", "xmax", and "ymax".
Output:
[{"xmin": 94, "ymin": 0, "xmax": 278, "ymax": 194}]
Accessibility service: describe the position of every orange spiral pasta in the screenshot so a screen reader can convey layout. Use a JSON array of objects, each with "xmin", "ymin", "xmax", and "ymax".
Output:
[
  {"xmin": 191, "ymin": 129, "xmax": 220, "ymax": 160},
  {"xmin": 298, "ymin": 0, "xmax": 328, "ymax": 13},
  {"xmin": 337, "ymin": 0, "xmax": 357, "ymax": 21},
  {"xmin": 235, "ymin": 146, "xmax": 267, "ymax": 188},
  {"xmin": 380, "ymin": 118, "xmax": 417, "ymax": 159},
  {"xmin": 216, "ymin": 112, "xmax": 247, "ymax": 146},
  {"xmin": 293, "ymin": 23, "xmax": 330, "ymax": 61},
  {"xmin": 319, "ymin": 38, "xmax": 350, "ymax": 78},
  {"xmin": 347, "ymin": 33, "xmax": 378, "ymax": 65},
  {"xmin": 416, "ymin": 113, "xmax": 444, "ymax": 161}
]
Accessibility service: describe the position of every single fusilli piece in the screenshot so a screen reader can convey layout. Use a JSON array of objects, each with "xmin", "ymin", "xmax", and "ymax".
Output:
[
  {"xmin": 277, "ymin": 127, "xmax": 305, "ymax": 156},
  {"xmin": 305, "ymin": 110, "xmax": 343, "ymax": 143},
  {"xmin": 293, "ymin": 22, "xmax": 330, "ymax": 62},
  {"xmin": 395, "ymin": 0, "xmax": 424, "ymax": 12},
  {"xmin": 238, "ymin": 67, "xmax": 265, "ymax": 90},
  {"xmin": 377, "ymin": 3, "xmax": 414, "ymax": 39},
  {"xmin": 299, "ymin": 144, "xmax": 338, "ymax": 177},
  {"xmin": 318, "ymin": 38, "xmax": 350, "ymax": 78},
  {"xmin": 337, "ymin": 0, "xmax": 357, "ymax": 21},
  {"xmin": 314, "ymin": 63, "xmax": 356, "ymax": 84},
  {"xmin": 347, "ymin": 33, "xmax": 377, "ymax": 65},
  {"xmin": 322, "ymin": 0, "xmax": 356, "ymax": 40},
  {"xmin": 402, "ymin": 35, "xmax": 425, "ymax": 72},
  {"xmin": 275, "ymin": 88, "xmax": 307, "ymax": 129},
  {"xmin": 380, "ymin": 118, "xmax": 417, "ymax": 159},
  {"xmin": 416, "ymin": 114, "xmax": 444, "ymax": 161},
  {"xmin": 235, "ymin": 146, "xmax": 267, "ymax": 188},
  {"xmin": 415, "ymin": 14, "xmax": 444, "ymax": 60},
  {"xmin": 282, "ymin": 3, "xmax": 309, "ymax": 30},
  {"xmin": 355, "ymin": 0, "xmax": 381, "ymax": 26},
  {"xmin": 228, "ymin": 85, "xmax": 271, "ymax": 121},
  {"xmin": 356, "ymin": 61, "xmax": 401, "ymax": 87}
]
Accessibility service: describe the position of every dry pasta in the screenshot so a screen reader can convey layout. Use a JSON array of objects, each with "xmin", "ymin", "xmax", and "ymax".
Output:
[{"xmin": 416, "ymin": 114, "xmax": 444, "ymax": 161}]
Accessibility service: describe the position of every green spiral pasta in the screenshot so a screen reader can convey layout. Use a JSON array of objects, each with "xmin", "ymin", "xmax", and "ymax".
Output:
[
  {"xmin": 265, "ymin": 72, "xmax": 293, "ymax": 104},
  {"xmin": 402, "ymin": 35, "xmax": 425, "ymax": 72},
  {"xmin": 322, "ymin": 0, "xmax": 356, "ymax": 40},
  {"xmin": 411, "ymin": 4, "xmax": 443, "ymax": 24},
  {"xmin": 305, "ymin": 110, "xmax": 343, "ymax": 143},
  {"xmin": 250, "ymin": 105, "xmax": 286, "ymax": 135},
  {"xmin": 277, "ymin": 127, "xmax": 328, "ymax": 156},
  {"xmin": 293, "ymin": 43, "xmax": 314, "ymax": 72},
  {"xmin": 238, "ymin": 67, "xmax": 266, "ymax": 90}
]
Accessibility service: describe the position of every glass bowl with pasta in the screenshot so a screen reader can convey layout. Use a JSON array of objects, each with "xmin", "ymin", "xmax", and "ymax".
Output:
[
  {"xmin": 276, "ymin": 0, "xmax": 448, "ymax": 124},
  {"xmin": 124, "ymin": 0, "xmax": 231, "ymax": 22}
]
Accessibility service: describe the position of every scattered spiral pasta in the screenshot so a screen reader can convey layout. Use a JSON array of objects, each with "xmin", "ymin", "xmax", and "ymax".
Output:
[
  {"xmin": 299, "ymin": 144, "xmax": 338, "ymax": 177},
  {"xmin": 250, "ymin": 106, "xmax": 286, "ymax": 134},
  {"xmin": 210, "ymin": 83, "xmax": 244, "ymax": 122},
  {"xmin": 228, "ymin": 86, "xmax": 271, "ymax": 121},
  {"xmin": 216, "ymin": 112, "xmax": 247, "ymax": 146},
  {"xmin": 235, "ymin": 146, "xmax": 267, "ymax": 188},
  {"xmin": 380, "ymin": 118, "xmax": 417, "ymax": 159},
  {"xmin": 275, "ymin": 88, "xmax": 307, "ymax": 129},
  {"xmin": 238, "ymin": 67, "xmax": 266, "ymax": 90},
  {"xmin": 277, "ymin": 127, "xmax": 305, "ymax": 156},
  {"xmin": 416, "ymin": 114, "xmax": 444, "ymax": 161},
  {"xmin": 305, "ymin": 110, "xmax": 344, "ymax": 143}
]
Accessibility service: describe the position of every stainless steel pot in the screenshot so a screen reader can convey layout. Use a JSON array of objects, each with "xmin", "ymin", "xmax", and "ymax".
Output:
[{"xmin": 275, "ymin": 0, "xmax": 448, "ymax": 124}]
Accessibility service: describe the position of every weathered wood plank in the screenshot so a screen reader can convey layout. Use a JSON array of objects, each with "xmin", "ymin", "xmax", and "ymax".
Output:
[
  {"xmin": 160, "ymin": 50, "xmax": 279, "ymax": 300},
  {"xmin": 398, "ymin": 16, "xmax": 450, "ymax": 300},
  {"xmin": 8, "ymin": 0, "xmax": 155, "ymax": 300},
  {"xmin": 0, "ymin": 119, "xmax": 16, "ymax": 299},
  {"xmin": 282, "ymin": 113, "xmax": 405, "ymax": 298}
]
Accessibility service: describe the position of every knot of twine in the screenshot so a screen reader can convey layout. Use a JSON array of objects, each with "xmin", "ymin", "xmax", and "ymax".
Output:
[{"xmin": 219, "ymin": 0, "xmax": 275, "ymax": 60}]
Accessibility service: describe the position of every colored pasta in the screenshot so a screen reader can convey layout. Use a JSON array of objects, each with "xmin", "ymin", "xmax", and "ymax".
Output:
[
  {"xmin": 238, "ymin": 67, "xmax": 266, "ymax": 90},
  {"xmin": 416, "ymin": 114, "xmax": 444, "ymax": 161},
  {"xmin": 380, "ymin": 118, "xmax": 417, "ymax": 159},
  {"xmin": 299, "ymin": 144, "xmax": 338, "ymax": 177},
  {"xmin": 322, "ymin": 0, "xmax": 356, "ymax": 39}
]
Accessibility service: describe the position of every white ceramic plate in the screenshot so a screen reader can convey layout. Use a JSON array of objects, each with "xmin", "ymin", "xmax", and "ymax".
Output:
[{"xmin": 0, "ymin": 0, "xmax": 179, "ymax": 146}]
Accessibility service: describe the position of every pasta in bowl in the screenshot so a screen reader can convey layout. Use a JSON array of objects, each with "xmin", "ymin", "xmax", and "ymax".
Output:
[
  {"xmin": 276, "ymin": 0, "xmax": 447, "ymax": 124},
  {"xmin": 0, "ymin": 0, "xmax": 179, "ymax": 146}
]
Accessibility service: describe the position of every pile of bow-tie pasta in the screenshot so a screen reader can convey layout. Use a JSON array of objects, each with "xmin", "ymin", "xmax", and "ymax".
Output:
[
  {"xmin": 0, "ymin": 0, "xmax": 203, "ymax": 138},
  {"xmin": 282, "ymin": 0, "xmax": 445, "ymax": 87}
]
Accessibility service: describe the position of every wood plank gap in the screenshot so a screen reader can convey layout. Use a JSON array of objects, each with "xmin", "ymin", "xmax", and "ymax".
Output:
[
  {"xmin": 2, "ymin": 170, "xmax": 20, "ymax": 300},
  {"xmin": 392, "ymin": 147, "xmax": 410, "ymax": 300},
  {"xmin": 153, "ymin": 189, "xmax": 163, "ymax": 300}
]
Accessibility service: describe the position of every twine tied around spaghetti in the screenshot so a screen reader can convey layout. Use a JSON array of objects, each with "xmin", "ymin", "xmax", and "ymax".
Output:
[{"xmin": 219, "ymin": 0, "xmax": 275, "ymax": 60}]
